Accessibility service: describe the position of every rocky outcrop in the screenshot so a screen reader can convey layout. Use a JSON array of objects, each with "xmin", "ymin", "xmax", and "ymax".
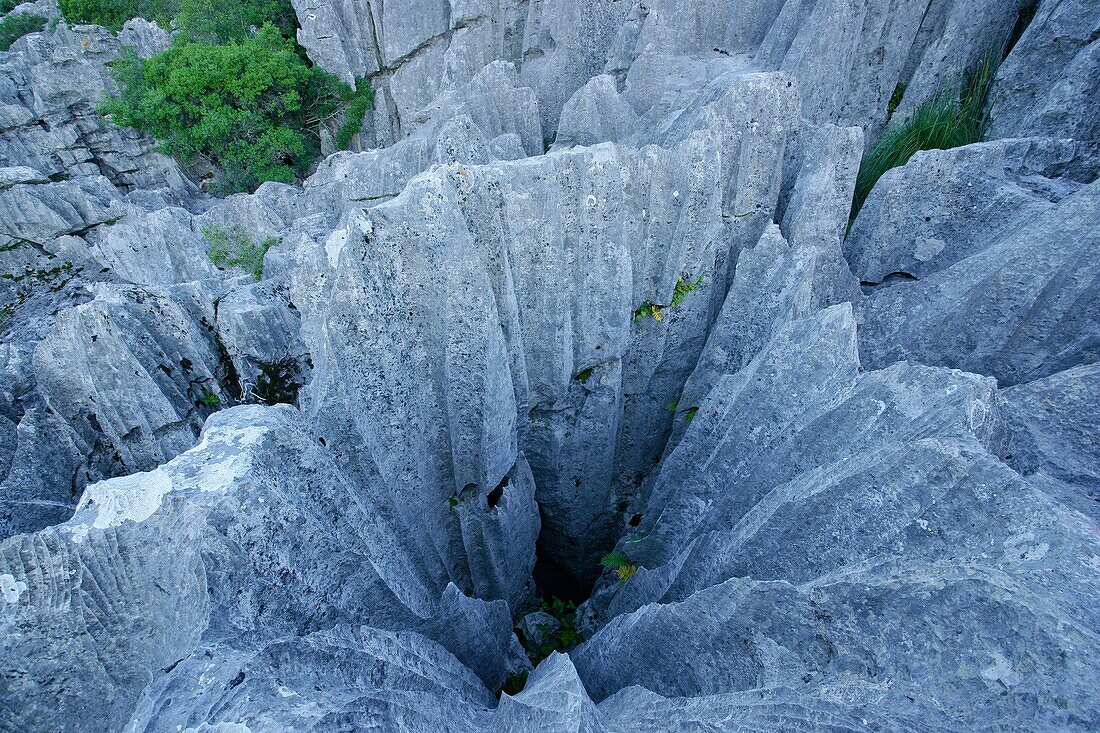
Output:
[
  {"xmin": 1, "ymin": 0, "xmax": 1098, "ymax": 731},
  {"xmin": 989, "ymin": 0, "xmax": 1100, "ymax": 142},
  {"xmin": 0, "ymin": 20, "xmax": 188, "ymax": 194}
]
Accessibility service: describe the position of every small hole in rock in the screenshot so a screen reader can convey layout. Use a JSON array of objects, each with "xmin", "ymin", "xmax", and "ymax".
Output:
[{"xmin": 488, "ymin": 476, "xmax": 509, "ymax": 508}]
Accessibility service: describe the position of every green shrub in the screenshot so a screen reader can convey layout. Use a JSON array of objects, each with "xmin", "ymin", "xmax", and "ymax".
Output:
[
  {"xmin": 58, "ymin": 0, "xmax": 178, "ymax": 30},
  {"xmin": 203, "ymin": 223, "xmax": 280, "ymax": 280},
  {"xmin": 518, "ymin": 597, "xmax": 582, "ymax": 667},
  {"xmin": 334, "ymin": 82, "xmax": 375, "ymax": 150},
  {"xmin": 850, "ymin": 53, "xmax": 998, "ymax": 222},
  {"xmin": 0, "ymin": 13, "xmax": 46, "ymax": 50},
  {"xmin": 173, "ymin": 0, "xmax": 295, "ymax": 42},
  {"xmin": 58, "ymin": 0, "xmax": 294, "ymax": 38},
  {"xmin": 103, "ymin": 25, "xmax": 351, "ymax": 193}
]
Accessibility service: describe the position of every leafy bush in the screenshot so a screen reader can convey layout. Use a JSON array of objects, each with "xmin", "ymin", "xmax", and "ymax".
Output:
[
  {"xmin": 173, "ymin": 0, "xmax": 295, "ymax": 42},
  {"xmin": 58, "ymin": 0, "xmax": 178, "ymax": 30},
  {"xmin": 203, "ymin": 223, "xmax": 280, "ymax": 280},
  {"xmin": 850, "ymin": 53, "xmax": 998, "ymax": 221},
  {"xmin": 103, "ymin": 25, "xmax": 350, "ymax": 192},
  {"xmin": 334, "ymin": 82, "xmax": 375, "ymax": 150},
  {"xmin": 58, "ymin": 0, "xmax": 294, "ymax": 37},
  {"xmin": 0, "ymin": 13, "xmax": 46, "ymax": 50},
  {"xmin": 519, "ymin": 597, "xmax": 582, "ymax": 666}
]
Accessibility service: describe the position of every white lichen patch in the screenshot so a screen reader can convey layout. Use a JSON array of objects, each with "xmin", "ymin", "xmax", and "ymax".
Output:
[
  {"xmin": 66, "ymin": 412, "xmax": 272, "ymax": 543},
  {"xmin": 69, "ymin": 468, "xmax": 174, "ymax": 543},
  {"xmin": 325, "ymin": 227, "xmax": 349, "ymax": 268},
  {"xmin": 1, "ymin": 573, "xmax": 28, "ymax": 604}
]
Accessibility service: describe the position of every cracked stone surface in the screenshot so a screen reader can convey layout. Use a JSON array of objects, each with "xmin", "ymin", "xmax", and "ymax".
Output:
[{"xmin": 1, "ymin": 0, "xmax": 1098, "ymax": 730}]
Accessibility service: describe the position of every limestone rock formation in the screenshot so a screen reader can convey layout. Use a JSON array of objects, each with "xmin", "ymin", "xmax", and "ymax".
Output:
[{"xmin": 1, "ymin": 0, "xmax": 1098, "ymax": 731}]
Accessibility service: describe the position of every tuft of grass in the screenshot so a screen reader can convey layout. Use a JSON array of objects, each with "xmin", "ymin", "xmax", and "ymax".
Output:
[
  {"xmin": 850, "ymin": 52, "xmax": 999, "ymax": 223},
  {"xmin": 885, "ymin": 82, "xmax": 906, "ymax": 120},
  {"xmin": 0, "ymin": 13, "xmax": 46, "ymax": 51},
  {"xmin": 203, "ymin": 224, "xmax": 281, "ymax": 281}
]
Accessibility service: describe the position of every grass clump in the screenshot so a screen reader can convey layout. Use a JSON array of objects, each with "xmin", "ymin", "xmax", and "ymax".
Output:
[
  {"xmin": 850, "ymin": 53, "xmax": 998, "ymax": 222},
  {"xmin": 334, "ymin": 83, "xmax": 375, "ymax": 150},
  {"xmin": 203, "ymin": 224, "xmax": 280, "ymax": 280},
  {"xmin": 0, "ymin": 13, "xmax": 46, "ymax": 50}
]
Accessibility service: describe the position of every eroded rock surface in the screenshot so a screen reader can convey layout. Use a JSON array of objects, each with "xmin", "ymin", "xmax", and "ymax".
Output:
[{"xmin": 1, "ymin": 0, "xmax": 1098, "ymax": 731}]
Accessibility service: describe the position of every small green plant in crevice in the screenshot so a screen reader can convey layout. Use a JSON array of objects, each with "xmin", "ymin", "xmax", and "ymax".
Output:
[
  {"xmin": 885, "ymin": 82, "xmax": 906, "ymax": 121},
  {"xmin": 850, "ymin": 51, "xmax": 999, "ymax": 223},
  {"xmin": 633, "ymin": 299, "xmax": 664, "ymax": 323},
  {"xmin": 203, "ymin": 224, "xmax": 280, "ymax": 281},
  {"xmin": 199, "ymin": 390, "xmax": 221, "ymax": 407},
  {"xmin": 499, "ymin": 669, "xmax": 529, "ymax": 697},
  {"xmin": 600, "ymin": 551, "xmax": 638, "ymax": 584},
  {"xmin": 634, "ymin": 274, "xmax": 704, "ymax": 324},
  {"xmin": 682, "ymin": 406, "xmax": 699, "ymax": 425},
  {"xmin": 517, "ymin": 596, "xmax": 582, "ymax": 668},
  {"xmin": 574, "ymin": 367, "xmax": 594, "ymax": 383},
  {"xmin": 670, "ymin": 274, "xmax": 704, "ymax": 307},
  {"xmin": 253, "ymin": 357, "xmax": 301, "ymax": 405},
  {"xmin": 0, "ymin": 13, "xmax": 47, "ymax": 51}
]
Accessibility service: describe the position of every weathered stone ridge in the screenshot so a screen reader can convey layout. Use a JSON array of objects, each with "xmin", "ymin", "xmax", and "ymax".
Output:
[{"xmin": 0, "ymin": 0, "xmax": 1098, "ymax": 731}]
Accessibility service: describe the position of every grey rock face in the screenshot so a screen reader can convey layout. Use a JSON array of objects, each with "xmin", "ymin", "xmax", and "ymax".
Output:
[
  {"xmin": 291, "ymin": 122, "xmax": 797, "ymax": 587},
  {"xmin": 0, "ymin": 283, "xmax": 225, "ymax": 537},
  {"xmin": 846, "ymin": 137, "xmax": 1096, "ymax": 286},
  {"xmin": 575, "ymin": 305, "xmax": 1099, "ymax": 730},
  {"xmin": 991, "ymin": 362, "xmax": 1100, "ymax": 520},
  {"xmin": 779, "ymin": 123, "xmax": 863, "ymax": 307},
  {"xmin": 0, "ymin": 405, "xmax": 528, "ymax": 732},
  {"xmin": 555, "ymin": 74, "xmax": 638, "ymax": 149},
  {"xmin": 0, "ymin": 22, "xmax": 189, "ymax": 195},
  {"xmin": 1, "ymin": 0, "xmax": 1099, "ymax": 731},
  {"xmin": 858, "ymin": 177, "xmax": 1099, "ymax": 387},
  {"xmin": 989, "ymin": 0, "xmax": 1100, "ymax": 142}
]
